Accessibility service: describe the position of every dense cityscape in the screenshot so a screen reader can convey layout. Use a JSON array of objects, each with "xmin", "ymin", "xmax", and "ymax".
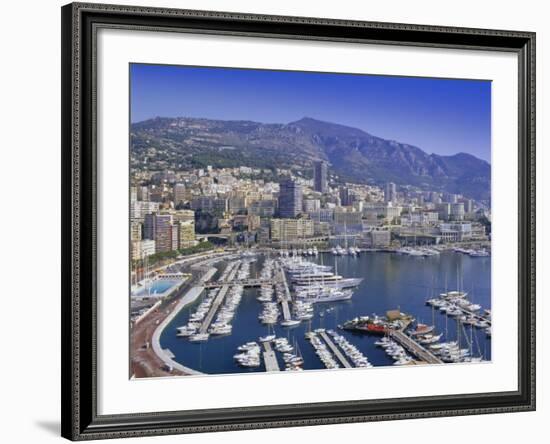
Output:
[
  {"xmin": 130, "ymin": 154, "xmax": 492, "ymax": 377},
  {"xmin": 130, "ymin": 160, "xmax": 490, "ymax": 266}
]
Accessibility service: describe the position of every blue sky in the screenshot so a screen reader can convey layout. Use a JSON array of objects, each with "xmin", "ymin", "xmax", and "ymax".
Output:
[{"xmin": 130, "ymin": 64, "xmax": 491, "ymax": 162}]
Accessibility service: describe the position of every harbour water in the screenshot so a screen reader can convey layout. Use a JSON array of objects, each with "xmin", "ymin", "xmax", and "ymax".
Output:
[{"xmin": 159, "ymin": 251, "xmax": 491, "ymax": 374}]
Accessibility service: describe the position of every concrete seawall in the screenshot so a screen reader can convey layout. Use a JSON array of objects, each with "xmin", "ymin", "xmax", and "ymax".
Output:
[{"xmin": 151, "ymin": 286, "xmax": 205, "ymax": 376}]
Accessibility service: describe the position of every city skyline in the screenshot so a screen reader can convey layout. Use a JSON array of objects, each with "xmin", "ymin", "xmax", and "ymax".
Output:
[{"xmin": 130, "ymin": 64, "xmax": 492, "ymax": 162}]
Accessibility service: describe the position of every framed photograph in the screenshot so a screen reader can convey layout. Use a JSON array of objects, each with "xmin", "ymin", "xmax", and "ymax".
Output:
[{"xmin": 61, "ymin": 2, "xmax": 536, "ymax": 440}]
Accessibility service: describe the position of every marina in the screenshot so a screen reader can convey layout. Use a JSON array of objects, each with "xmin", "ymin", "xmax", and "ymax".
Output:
[{"xmin": 159, "ymin": 249, "xmax": 491, "ymax": 375}]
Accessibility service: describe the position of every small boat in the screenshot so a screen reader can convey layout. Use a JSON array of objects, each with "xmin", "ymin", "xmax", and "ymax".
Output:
[
  {"xmin": 259, "ymin": 334, "xmax": 276, "ymax": 342},
  {"xmin": 280, "ymin": 319, "xmax": 301, "ymax": 327},
  {"xmin": 409, "ymin": 323, "xmax": 435, "ymax": 336},
  {"xmin": 189, "ymin": 333, "xmax": 209, "ymax": 342},
  {"xmin": 418, "ymin": 333, "xmax": 443, "ymax": 344}
]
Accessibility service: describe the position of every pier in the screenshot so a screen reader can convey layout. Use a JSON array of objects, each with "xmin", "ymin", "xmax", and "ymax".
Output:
[
  {"xmin": 318, "ymin": 331, "xmax": 352, "ymax": 368},
  {"xmin": 198, "ymin": 285, "xmax": 230, "ymax": 334},
  {"xmin": 389, "ymin": 330, "xmax": 443, "ymax": 364},
  {"xmin": 150, "ymin": 286, "xmax": 205, "ymax": 375},
  {"xmin": 262, "ymin": 342, "xmax": 280, "ymax": 372},
  {"xmin": 276, "ymin": 263, "xmax": 293, "ymax": 322},
  {"xmin": 203, "ymin": 278, "xmax": 272, "ymax": 289},
  {"xmin": 281, "ymin": 300, "xmax": 291, "ymax": 321},
  {"xmin": 198, "ymin": 261, "xmax": 242, "ymax": 335}
]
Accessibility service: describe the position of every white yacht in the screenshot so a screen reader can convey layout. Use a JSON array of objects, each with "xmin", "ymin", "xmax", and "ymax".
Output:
[
  {"xmin": 297, "ymin": 288, "xmax": 353, "ymax": 303},
  {"xmin": 259, "ymin": 334, "xmax": 276, "ymax": 342},
  {"xmin": 280, "ymin": 319, "xmax": 301, "ymax": 327},
  {"xmin": 189, "ymin": 333, "xmax": 210, "ymax": 342}
]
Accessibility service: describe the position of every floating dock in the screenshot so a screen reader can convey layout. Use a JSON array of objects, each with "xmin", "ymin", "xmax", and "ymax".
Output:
[
  {"xmin": 262, "ymin": 342, "xmax": 280, "ymax": 372},
  {"xmin": 198, "ymin": 261, "xmax": 241, "ymax": 335},
  {"xmin": 198, "ymin": 285, "xmax": 230, "ymax": 334},
  {"xmin": 389, "ymin": 330, "xmax": 443, "ymax": 364},
  {"xmin": 276, "ymin": 263, "xmax": 293, "ymax": 321},
  {"xmin": 281, "ymin": 300, "xmax": 291, "ymax": 321},
  {"xmin": 318, "ymin": 331, "xmax": 352, "ymax": 368},
  {"xmin": 203, "ymin": 278, "xmax": 273, "ymax": 289}
]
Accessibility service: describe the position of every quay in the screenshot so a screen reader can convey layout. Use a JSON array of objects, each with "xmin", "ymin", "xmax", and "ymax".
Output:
[
  {"xmin": 262, "ymin": 342, "xmax": 280, "ymax": 372},
  {"xmin": 276, "ymin": 263, "xmax": 293, "ymax": 322},
  {"xmin": 318, "ymin": 331, "xmax": 352, "ymax": 368},
  {"xmin": 150, "ymin": 286, "xmax": 205, "ymax": 375},
  {"xmin": 198, "ymin": 261, "xmax": 241, "ymax": 335},
  {"xmin": 203, "ymin": 278, "xmax": 272, "ymax": 289},
  {"xmin": 198, "ymin": 285, "xmax": 230, "ymax": 334},
  {"xmin": 389, "ymin": 330, "xmax": 443, "ymax": 364},
  {"xmin": 281, "ymin": 300, "xmax": 291, "ymax": 321}
]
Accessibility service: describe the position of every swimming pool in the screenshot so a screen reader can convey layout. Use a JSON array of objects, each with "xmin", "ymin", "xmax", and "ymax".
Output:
[{"xmin": 132, "ymin": 279, "xmax": 181, "ymax": 298}]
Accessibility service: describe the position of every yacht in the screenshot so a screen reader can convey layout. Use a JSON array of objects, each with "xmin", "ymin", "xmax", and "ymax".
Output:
[
  {"xmin": 259, "ymin": 334, "xmax": 276, "ymax": 342},
  {"xmin": 417, "ymin": 333, "xmax": 442, "ymax": 344},
  {"xmin": 209, "ymin": 324, "xmax": 232, "ymax": 335},
  {"xmin": 296, "ymin": 288, "xmax": 353, "ymax": 303},
  {"xmin": 238, "ymin": 341, "xmax": 259, "ymax": 351},
  {"xmin": 176, "ymin": 325, "xmax": 197, "ymax": 337},
  {"xmin": 280, "ymin": 319, "xmax": 301, "ymax": 327},
  {"xmin": 469, "ymin": 249, "xmax": 490, "ymax": 257},
  {"xmin": 294, "ymin": 277, "xmax": 363, "ymax": 290},
  {"xmin": 189, "ymin": 333, "xmax": 210, "ymax": 342}
]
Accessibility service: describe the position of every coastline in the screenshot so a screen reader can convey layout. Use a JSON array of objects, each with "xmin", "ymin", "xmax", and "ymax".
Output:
[
  {"xmin": 131, "ymin": 251, "xmax": 234, "ymax": 378},
  {"xmin": 150, "ymin": 286, "xmax": 205, "ymax": 376}
]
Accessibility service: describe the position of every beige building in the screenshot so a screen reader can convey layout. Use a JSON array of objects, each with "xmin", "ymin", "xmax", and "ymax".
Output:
[
  {"xmin": 161, "ymin": 208, "xmax": 195, "ymax": 224},
  {"xmin": 362, "ymin": 203, "xmax": 402, "ymax": 222},
  {"xmin": 130, "ymin": 201, "xmax": 160, "ymax": 223},
  {"xmin": 178, "ymin": 220, "xmax": 196, "ymax": 249},
  {"xmin": 130, "ymin": 222, "xmax": 142, "ymax": 241},
  {"xmin": 270, "ymin": 218, "xmax": 314, "ymax": 241},
  {"xmin": 131, "ymin": 239, "xmax": 155, "ymax": 261},
  {"xmin": 173, "ymin": 183, "xmax": 187, "ymax": 205}
]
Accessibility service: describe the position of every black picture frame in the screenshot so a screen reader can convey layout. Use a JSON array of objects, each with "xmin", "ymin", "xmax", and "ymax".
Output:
[{"xmin": 61, "ymin": 2, "xmax": 536, "ymax": 440}]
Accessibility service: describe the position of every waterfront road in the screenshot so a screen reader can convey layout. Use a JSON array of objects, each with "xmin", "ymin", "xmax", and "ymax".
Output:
[{"xmin": 151, "ymin": 286, "xmax": 205, "ymax": 375}]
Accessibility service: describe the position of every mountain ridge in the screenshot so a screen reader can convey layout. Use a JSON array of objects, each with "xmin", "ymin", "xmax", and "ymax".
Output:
[{"xmin": 130, "ymin": 116, "xmax": 491, "ymax": 201}]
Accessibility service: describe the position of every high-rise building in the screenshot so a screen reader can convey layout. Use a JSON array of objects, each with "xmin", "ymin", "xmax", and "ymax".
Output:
[
  {"xmin": 173, "ymin": 183, "xmax": 186, "ymax": 206},
  {"xmin": 435, "ymin": 203, "xmax": 451, "ymax": 221},
  {"xmin": 384, "ymin": 182, "xmax": 397, "ymax": 203},
  {"xmin": 191, "ymin": 196, "xmax": 228, "ymax": 216},
  {"xmin": 178, "ymin": 220, "xmax": 196, "ymax": 249},
  {"xmin": 144, "ymin": 213, "xmax": 173, "ymax": 252},
  {"xmin": 303, "ymin": 198, "xmax": 321, "ymax": 213},
  {"xmin": 248, "ymin": 199, "xmax": 277, "ymax": 217},
  {"xmin": 161, "ymin": 209, "xmax": 195, "ymax": 224},
  {"xmin": 130, "ymin": 222, "xmax": 142, "ymax": 241},
  {"xmin": 278, "ymin": 179, "xmax": 302, "ymax": 218},
  {"xmin": 130, "ymin": 201, "xmax": 160, "ymax": 223},
  {"xmin": 131, "ymin": 239, "xmax": 155, "ymax": 261},
  {"xmin": 228, "ymin": 196, "xmax": 248, "ymax": 214},
  {"xmin": 450, "ymin": 203, "xmax": 465, "ymax": 221},
  {"xmin": 313, "ymin": 161, "xmax": 328, "ymax": 193},
  {"xmin": 138, "ymin": 185, "xmax": 150, "ymax": 201},
  {"xmin": 339, "ymin": 186, "xmax": 353, "ymax": 206}
]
